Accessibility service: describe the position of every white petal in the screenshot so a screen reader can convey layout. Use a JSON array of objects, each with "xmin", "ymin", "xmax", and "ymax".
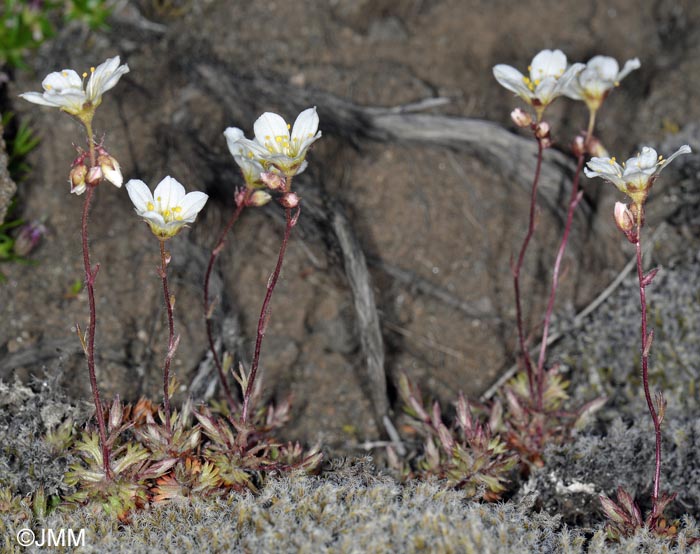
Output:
[
  {"xmin": 224, "ymin": 127, "xmax": 245, "ymax": 147},
  {"xmin": 142, "ymin": 211, "xmax": 167, "ymax": 227},
  {"xmin": 43, "ymin": 70, "xmax": 83, "ymax": 92},
  {"xmin": 617, "ymin": 58, "xmax": 641, "ymax": 82},
  {"xmin": 624, "ymin": 147, "xmax": 658, "ymax": 175},
  {"xmin": 179, "ymin": 191, "xmax": 209, "ymax": 221},
  {"xmin": 86, "ymin": 57, "xmax": 129, "ymax": 101},
  {"xmin": 291, "ymin": 107, "xmax": 319, "ymax": 142},
  {"xmin": 535, "ymin": 76, "xmax": 559, "ymax": 104},
  {"xmin": 586, "ymin": 56, "xmax": 619, "ymax": 82},
  {"xmin": 19, "ymin": 92, "xmax": 61, "ymax": 107},
  {"xmin": 254, "ymin": 112, "xmax": 290, "ymax": 151},
  {"xmin": 530, "ymin": 49, "xmax": 567, "ymax": 80},
  {"xmin": 125, "ymin": 179, "xmax": 154, "ymax": 212},
  {"xmin": 493, "ymin": 65, "xmax": 533, "ymax": 99},
  {"xmin": 659, "ymin": 144, "xmax": 692, "ymax": 170},
  {"xmin": 153, "ymin": 176, "xmax": 186, "ymax": 210}
]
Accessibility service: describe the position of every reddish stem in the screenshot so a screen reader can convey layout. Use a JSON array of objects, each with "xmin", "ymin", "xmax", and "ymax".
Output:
[
  {"xmin": 634, "ymin": 207, "xmax": 662, "ymax": 514},
  {"xmin": 513, "ymin": 139, "xmax": 544, "ymax": 395},
  {"xmin": 203, "ymin": 190, "xmax": 251, "ymax": 412},
  {"xmin": 159, "ymin": 239, "xmax": 175, "ymax": 434},
  {"xmin": 81, "ymin": 184, "xmax": 111, "ymax": 478},
  {"xmin": 242, "ymin": 205, "xmax": 296, "ymax": 423},
  {"xmin": 535, "ymin": 153, "xmax": 585, "ymax": 410}
]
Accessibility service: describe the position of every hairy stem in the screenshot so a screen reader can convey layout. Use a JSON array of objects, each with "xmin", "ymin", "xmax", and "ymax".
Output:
[
  {"xmin": 242, "ymin": 205, "xmax": 296, "ymax": 423},
  {"xmin": 635, "ymin": 206, "xmax": 662, "ymax": 513},
  {"xmin": 535, "ymin": 153, "xmax": 585, "ymax": 411},
  {"xmin": 513, "ymin": 139, "xmax": 544, "ymax": 395},
  {"xmin": 203, "ymin": 190, "xmax": 251, "ymax": 413},
  {"xmin": 159, "ymin": 239, "xmax": 175, "ymax": 434},
  {"xmin": 81, "ymin": 122, "xmax": 111, "ymax": 477}
]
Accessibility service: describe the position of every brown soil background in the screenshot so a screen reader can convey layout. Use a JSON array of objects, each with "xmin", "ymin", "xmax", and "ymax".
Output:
[{"xmin": 1, "ymin": 0, "xmax": 698, "ymax": 456}]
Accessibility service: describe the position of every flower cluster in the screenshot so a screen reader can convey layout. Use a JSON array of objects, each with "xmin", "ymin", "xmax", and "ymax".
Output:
[
  {"xmin": 494, "ymin": 49, "xmax": 640, "ymax": 121},
  {"xmin": 225, "ymin": 107, "xmax": 321, "ymax": 179}
]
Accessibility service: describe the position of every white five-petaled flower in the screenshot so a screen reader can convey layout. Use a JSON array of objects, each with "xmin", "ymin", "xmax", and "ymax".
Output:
[
  {"xmin": 125, "ymin": 176, "xmax": 208, "ymax": 239},
  {"xmin": 226, "ymin": 107, "xmax": 321, "ymax": 177},
  {"xmin": 564, "ymin": 55, "xmax": 640, "ymax": 112},
  {"xmin": 20, "ymin": 56, "xmax": 129, "ymax": 122},
  {"xmin": 585, "ymin": 145, "xmax": 692, "ymax": 205},
  {"xmin": 493, "ymin": 50, "xmax": 585, "ymax": 119}
]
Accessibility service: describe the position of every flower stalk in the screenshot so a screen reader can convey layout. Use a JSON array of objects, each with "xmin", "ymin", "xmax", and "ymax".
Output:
[
  {"xmin": 512, "ymin": 137, "xmax": 543, "ymax": 394},
  {"xmin": 80, "ymin": 181, "xmax": 111, "ymax": 478},
  {"xmin": 159, "ymin": 239, "xmax": 176, "ymax": 434},
  {"xmin": 203, "ymin": 189, "xmax": 252, "ymax": 412},
  {"xmin": 242, "ymin": 203, "xmax": 298, "ymax": 423},
  {"xmin": 633, "ymin": 204, "xmax": 662, "ymax": 514}
]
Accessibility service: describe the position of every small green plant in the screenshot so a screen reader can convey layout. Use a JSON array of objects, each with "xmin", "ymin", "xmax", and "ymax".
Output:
[{"xmin": 390, "ymin": 373, "xmax": 518, "ymax": 501}]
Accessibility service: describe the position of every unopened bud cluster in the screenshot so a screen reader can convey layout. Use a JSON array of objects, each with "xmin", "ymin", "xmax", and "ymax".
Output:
[{"xmin": 69, "ymin": 146, "xmax": 123, "ymax": 195}]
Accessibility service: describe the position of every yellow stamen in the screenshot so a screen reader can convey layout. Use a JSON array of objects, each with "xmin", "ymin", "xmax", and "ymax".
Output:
[
  {"xmin": 90, "ymin": 67, "xmax": 95, "ymax": 73},
  {"xmin": 614, "ymin": 81, "xmax": 620, "ymax": 87},
  {"xmin": 275, "ymin": 136, "xmax": 283, "ymax": 143},
  {"xmin": 287, "ymin": 123, "xmax": 291, "ymax": 130},
  {"xmin": 82, "ymin": 72, "xmax": 88, "ymax": 78},
  {"xmin": 45, "ymin": 84, "xmax": 52, "ymax": 90},
  {"xmin": 610, "ymin": 157, "xmax": 616, "ymax": 164},
  {"xmin": 527, "ymin": 65, "xmax": 532, "ymax": 71},
  {"xmin": 147, "ymin": 202, "xmax": 155, "ymax": 211},
  {"xmin": 173, "ymin": 206, "xmax": 182, "ymax": 213},
  {"xmin": 62, "ymin": 71, "xmax": 68, "ymax": 77}
]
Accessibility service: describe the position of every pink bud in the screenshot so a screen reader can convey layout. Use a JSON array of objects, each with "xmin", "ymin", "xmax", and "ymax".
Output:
[
  {"xmin": 248, "ymin": 190, "xmax": 272, "ymax": 207},
  {"xmin": 613, "ymin": 202, "xmax": 635, "ymax": 233},
  {"xmin": 572, "ymin": 135, "xmax": 586, "ymax": 157},
  {"xmin": 279, "ymin": 192, "xmax": 300, "ymax": 208},
  {"xmin": 260, "ymin": 171, "xmax": 286, "ymax": 191},
  {"xmin": 86, "ymin": 166, "xmax": 103, "ymax": 187},
  {"xmin": 510, "ymin": 108, "xmax": 533, "ymax": 128},
  {"xmin": 534, "ymin": 121, "xmax": 551, "ymax": 140}
]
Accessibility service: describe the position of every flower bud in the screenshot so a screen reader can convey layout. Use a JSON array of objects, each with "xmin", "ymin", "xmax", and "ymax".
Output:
[
  {"xmin": 614, "ymin": 202, "xmax": 634, "ymax": 232},
  {"xmin": 586, "ymin": 136, "xmax": 609, "ymax": 158},
  {"xmin": 69, "ymin": 164, "xmax": 88, "ymax": 195},
  {"xmin": 279, "ymin": 191, "xmax": 300, "ymax": 209},
  {"xmin": 613, "ymin": 202, "xmax": 637, "ymax": 243},
  {"xmin": 534, "ymin": 121, "xmax": 551, "ymax": 140},
  {"xmin": 98, "ymin": 152, "xmax": 123, "ymax": 188},
  {"xmin": 248, "ymin": 190, "xmax": 272, "ymax": 207},
  {"xmin": 86, "ymin": 165, "xmax": 103, "ymax": 187},
  {"xmin": 261, "ymin": 171, "xmax": 286, "ymax": 191},
  {"xmin": 510, "ymin": 108, "xmax": 533, "ymax": 128},
  {"xmin": 13, "ymin": 221, "xmax": 47, "ymax": 257},
  {"xmin": 572, "ymin": 135, "xmax": 586, "ymax": 157}
]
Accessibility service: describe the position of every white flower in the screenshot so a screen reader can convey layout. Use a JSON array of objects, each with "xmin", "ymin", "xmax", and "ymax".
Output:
[
  {"xmin": 493, "ymin": 50, "xmax": 584, "ymax": 118},
  {"xmin": 564, "ymin": 55, "xmax": 640, "ymax": 111},
  {"xmin": 225, "ymin": 108, "xmax": 321, "ymax": 177},
  {"xmin": 20, "ymin": 56, "xmax": 129, "ymax": 120},
  {"xmin": 125, "ymin": 176, "xmax": 208, "ymax": 239},
  {"xmin": 224, "ymin": 127, "xmax": 266, "ymax": 187},
  {"xmin": 585, "ymin": 145, "xmax": 691, "ymax": 204}
]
